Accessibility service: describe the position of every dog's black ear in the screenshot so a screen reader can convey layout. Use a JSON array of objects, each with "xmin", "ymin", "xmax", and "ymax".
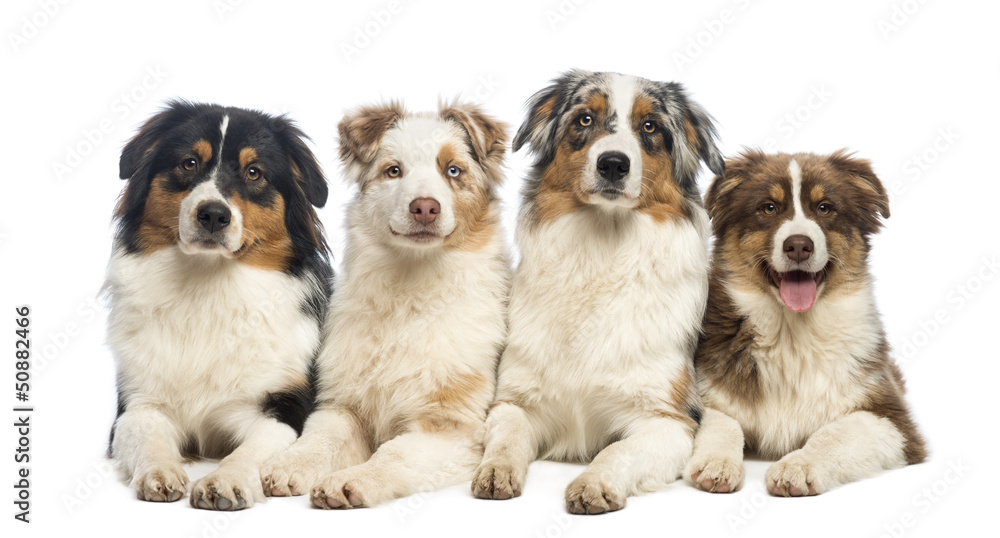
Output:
[
  {"xmin": 513, "ymin": 70, "xmax": 590, "ymax": 159},
  {"xmin": 273, "ymin": 116, "xmax": 328, "ymax": 208},
  {"xmin": 828, "ymin": 149, "xmax": 890, "ymax": 229},
  {"xmin": 115, "ymin": 100, "xmax": 197, "ymax": 220},
  {"xmin": 338, "ymin": 101, "xmax": 405, "ymax": 167},
  {"xmin": 119, "ymin": 100, "xmax": 195, "ymax": 181},
  {"xmin": 439, "ymin": 101, "xmax": 509, "ymax": 173}
]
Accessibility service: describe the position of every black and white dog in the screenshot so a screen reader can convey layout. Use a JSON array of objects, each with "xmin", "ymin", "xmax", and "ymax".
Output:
[{"xmin": 105, "ymin": 101, "xmax": 331, "ymax": 510}]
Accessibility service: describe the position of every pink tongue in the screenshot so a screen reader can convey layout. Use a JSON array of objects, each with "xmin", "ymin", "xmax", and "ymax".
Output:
[{"xmin": 779, "ymin": 272, "xmax": 817, "ymax": 312}]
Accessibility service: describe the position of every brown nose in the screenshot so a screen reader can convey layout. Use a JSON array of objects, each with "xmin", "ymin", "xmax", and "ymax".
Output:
[
  {"xmin": 409, "ymin": 197, "xmax": 440, "ymax": 225},
  {"xmin": 783, "ymin": 234, "xmax": 814, "ymax": 262}
]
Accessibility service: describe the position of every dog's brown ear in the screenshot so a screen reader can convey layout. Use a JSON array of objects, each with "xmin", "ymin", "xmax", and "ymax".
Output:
[
  {"xmin": 828, "ymin": 149, "xmax": 890, "ymax": 220},
  {"xmin": 704, "ymin": 148, "xmax": 763, "ymax": 219},
  {"xmin": 439, "ymin": 102, "xmax": 508, "ymax": 170},
  {"xmin": 338, "ymin": 102, "xmax": 406, "ymax": 166}
]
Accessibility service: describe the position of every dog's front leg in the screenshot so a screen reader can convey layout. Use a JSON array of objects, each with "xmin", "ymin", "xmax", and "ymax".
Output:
[
  {"xmin": 566, "ymin": 415, "xmax": 694, "ymax": 515},
  {"xmin": 260, "ymin": 405, "xmax": 371, "ymax": 498},
  {"xmin": 111, "ymin": 406, "xmax": 189, "ymax": 502},
  {"xmin": 765, "ymin": 410, "xmax": 908, "ymax": 496},
  {"xmin": 686, "ymin": 408, "xmax": 746, "ymax": 493},
  {"xmin": 471, "ymin": 401, "xmax": 541, "ymax": 501},
  {"xmin": 189, "ymin": 417, "xmax": 296, "ymax": 510},
  {"xmin": 310, "ymin": 420, "xmax": 484, "ymax": 509}
]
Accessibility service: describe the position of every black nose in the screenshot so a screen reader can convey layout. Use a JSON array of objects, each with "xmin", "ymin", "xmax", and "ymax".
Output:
[
  {"xmin": 596, "ymin": 151, "xmax": 630, "ymax": 182},
  {"xmin": 783, "ymin": 234, "xmax": 814, "ymax": 262},
  {"xmin": 197, "ymin": 202, "xmax": 231, "ymax": 233}
]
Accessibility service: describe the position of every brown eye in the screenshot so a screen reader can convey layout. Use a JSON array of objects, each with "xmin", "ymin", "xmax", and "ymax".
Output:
[
  {"xmin": 182, "ymin": 158, "xmax": 198, "ymax": 171},
  {"xmin": 643, "ymin": 121, "xmax": 656, "ymax": 133},
  {"xmin": 578, "ymin": 114, "xmax": 593, "ymax": 127},
  {"xmin": 245, "ymin": 167, "xmax": 262, "ymax": 182},
  {"xmin": 386, "ymin": 165, "xmax": 402, "ymax": 178},
  {"xmin": 818, "ymin": 203, "xmax": 832, "ymax": 215},
  {"xmin": 761, "ymin": 203, "xmax": 777, "ymax": 215}
]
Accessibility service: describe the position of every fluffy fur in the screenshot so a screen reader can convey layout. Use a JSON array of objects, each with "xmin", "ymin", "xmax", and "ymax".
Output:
[
  {"xmin": 260, "ymin": 101, "xmax": 510, "ymax": 508},
  {"xmin": 105, "ymin": 101, "xmax": 331, "ymax": 510},
  {"xmin": 472, "ymin": 70, "xmax": 724, "ymax": 514},
  {"xmin": 686, "ymin": 149, "xmax": 926, "ymax": 497}
]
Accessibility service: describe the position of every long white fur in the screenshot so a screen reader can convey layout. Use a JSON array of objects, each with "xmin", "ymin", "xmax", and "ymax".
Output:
[
  {"xmin": 687, "ymin": 159, "xmax": 908, "ymax": 495},
  {"xmin": 106, "ymin": 246, "xmax": 321, "ymax": 507},
  {"xmin": 260, "ymin": 112, "xmax": 509, "ymax": 508},
  {"xmin": 474, "ymin": 75, "xmax": 712, "ymax": 510}
]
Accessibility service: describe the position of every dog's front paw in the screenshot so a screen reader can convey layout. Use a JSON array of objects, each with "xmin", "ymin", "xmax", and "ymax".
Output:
[
  {"xmin": 261, "ymin": 454, "xmax": 319, "ymax": 497},
  {"xmin": 565, "ymin": 474, "xmax": 625, "ymax": 515},
  {"xmin": 190, "ymin": 466, "xmax": 262, "ymax": 510},
  {"xmin": 766, "ymin": 451, "xmax": 825, "ymax": 497},
  {"xmin": 687, "ymin": 453, "xmax": 744, "ymax": 493},
  {"xmin": 132, "ymin": 464, "xmax": 189, "ymax": 502},
  {"xmin": 471, "ymin": 459, "xmax": 525, "ymax": 500},
  {"xmin": 310, "ymin": 469, "xmax": 389, "ymax": 509}
]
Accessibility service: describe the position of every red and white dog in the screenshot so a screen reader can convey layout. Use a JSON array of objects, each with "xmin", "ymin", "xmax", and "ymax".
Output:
[
  {"xmin": 687, "ymin": 149, "xmax": 927, "ymax": 496},
  {"xmin": 261, "ymin": 101, "xmax": 510, "ymax": 508}
]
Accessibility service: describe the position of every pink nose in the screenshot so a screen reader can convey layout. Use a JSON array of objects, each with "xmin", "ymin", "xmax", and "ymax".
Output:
[{"xmin": 409, "ymin": 197, "xmax": 440, "ymax": 225}]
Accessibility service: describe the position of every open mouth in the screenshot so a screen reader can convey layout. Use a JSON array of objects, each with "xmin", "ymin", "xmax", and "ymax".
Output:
[{"xmin": 768, "ymin": 268, "xmax": 826, "ymax": 313}]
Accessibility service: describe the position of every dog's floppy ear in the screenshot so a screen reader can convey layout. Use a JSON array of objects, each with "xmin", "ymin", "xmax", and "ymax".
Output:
[
  {"xmin": 704, "ymin": 148, "xmax": 764, "ymax": 222},
  {"xmin": 338, "ymin": 101, "xmax": 405, "ymax": 167},
  {"xmin": 513, "ymin": 70, "xmax": 590, "ymax": 159},
  {"xmin": 116, "ymin": 100, "xmax": 198, "ymax": 219},
  {"xmin": 439, "ymin": 101, "xmax": 509, "ymax": 171},
  {"xmin": 683, "ymin": 101, "xmax": 725, "ymax": 178},
  {"xmin": 663, "ymin": 86, "xmax": 724, "ymax": 198},
  {"xmin": 272, "ymin": 116, "xmax": 328, "ymax": 208},
  {"xmin": 828, "ymin": 149, "xmax": 890, "ymax": 226}
]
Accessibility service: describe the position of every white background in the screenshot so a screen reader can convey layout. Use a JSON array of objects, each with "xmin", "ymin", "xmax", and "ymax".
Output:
[{"xmin": 3, "ymin": 0, "xmax": 998, "ymax": 536}]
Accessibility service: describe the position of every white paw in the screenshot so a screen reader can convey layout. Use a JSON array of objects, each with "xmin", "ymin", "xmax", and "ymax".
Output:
[
  {"xmin": 765, "ymin": 450, "xmax": 827, "ymax": 497},
  {"xmin": 565, "ymin": 474, "xmax": 625, "ymax": 515},
  {"xmin": 260, "ymin": 452, "xmax": 324, "ymax": 497},
  {"xmin": 686, "ymin": 453, "xmax": 745, "ymax": 493},
  {"xmin": 471, "ymin": 458, "xmax": 526, "ymax": 500},
  {"xmin": 310, "ymin": 468, "xmax": 392, "ymax": 509},
  {"xmin": 190, "ymin": 465, "xmax": 262, "ymax": 510},
  {"xmin": 131, "ymin": 464, "xmax": 189, "ymax": 502}
]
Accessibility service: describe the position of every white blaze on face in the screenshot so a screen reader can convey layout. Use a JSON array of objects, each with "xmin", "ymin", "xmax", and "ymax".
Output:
[
  {"xmin": 770, "ymin": 159, "xmax": 829, "ymax": 312},
  {"xmin": 770, "ymin": 159, "xmax": 828, "ymax": 273},
  {"xmin": 586, "ymin": 75, "xmax": 643, "ymax": 209},
  {"xmin": 365, "ymin": 116, "xmax": 458, "ymax": 246},
  {"xmin": 177, "ymin": 115, "xmax": 244, "ymax": 255}
]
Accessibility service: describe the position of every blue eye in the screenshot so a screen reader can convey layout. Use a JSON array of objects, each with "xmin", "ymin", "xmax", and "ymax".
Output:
[{"xmin": 447, "ymin": 165, "xmax": 461, "ymax": 178}]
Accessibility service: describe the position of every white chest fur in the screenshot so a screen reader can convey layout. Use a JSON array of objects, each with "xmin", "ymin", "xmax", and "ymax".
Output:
[
  {"xmin": 317, "ymin": 217, "xmax": 509, "ymax": 442},
  {"xmin": 715, "ymin": 285, "xmax": 884, "ymax": 457},
  {"xmin": 498, "ymin": 208, "xmax": 710, "ymax": 459},
  {"xmin": 105, "ymin": 247, "xmax": 320, "ymax": 422}
]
